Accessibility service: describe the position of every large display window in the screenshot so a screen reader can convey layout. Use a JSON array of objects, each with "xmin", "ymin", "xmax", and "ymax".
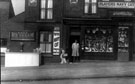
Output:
[{"xmin": 83, "ymin": 27, "xmax": 113, "ymax": 53}]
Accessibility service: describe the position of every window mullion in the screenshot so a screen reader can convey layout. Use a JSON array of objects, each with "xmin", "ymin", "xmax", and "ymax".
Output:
[{"xmin": 45, "ymin": 0, "xmax": 48, "ymax": 19}]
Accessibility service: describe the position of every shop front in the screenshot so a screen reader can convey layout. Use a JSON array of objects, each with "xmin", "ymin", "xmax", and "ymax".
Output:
[
  {"xmin": 63, "ymin": 18, "xmax": 134, "ymax": 61},
  {"xmin": 115, "ymin": 19, "xmax": 134, "ymax": 61}
]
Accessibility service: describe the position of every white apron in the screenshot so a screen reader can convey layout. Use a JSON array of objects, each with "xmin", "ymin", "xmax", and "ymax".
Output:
[{"xmin": 72, "ymin": 43, "xmax": 79, "ymax": 56}]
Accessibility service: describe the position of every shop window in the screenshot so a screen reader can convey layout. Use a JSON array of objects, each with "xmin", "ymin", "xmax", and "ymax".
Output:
[
  {"xmin": 84, "ymin": 0, "xmax": 97, "ymax": 14},
  {"xmin": 40, "ymin": 0, "xmax": 53, "ymax": 19},
  {"xmin": 84, "ymin": 27, "xmax": 113, "ymax": 52},
  {"xmin": 40, "ymin": 31, "xmax": 52, "ymax": 53},
  {"xmin": 118, "ymin": 27, "xmax": 129, "ymax": 52}
]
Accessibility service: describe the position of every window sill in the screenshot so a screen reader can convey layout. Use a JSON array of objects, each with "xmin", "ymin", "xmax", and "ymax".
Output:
[
  {"xmin": 82, "ymin": 15, "xmax": 100, "ymax": 18},
  {"xmin": 36, "ymin": 20, "xmax": 56, "ymax": 23},
  {"xmin": 40, "ymin": 53, "xmax": 53, "ymax": 57}
]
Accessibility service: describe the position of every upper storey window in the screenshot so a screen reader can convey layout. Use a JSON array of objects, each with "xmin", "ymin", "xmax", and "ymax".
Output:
[
  {"xmin": 40, "ymin": 0, "xmax": 53, "ymax": 19},
  {"xmin": 84, "ymin": 0, "xmax": 97, "ymax": 14}
]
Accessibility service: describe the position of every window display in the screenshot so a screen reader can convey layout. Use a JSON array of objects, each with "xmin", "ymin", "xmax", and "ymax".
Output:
[
  {"xmin": 118, "ymin": 27, "xmax": 129, "ymax": 52},
  {"xmin": 84, "ymin": 27, "xmax": 113, "ymax": 53}
]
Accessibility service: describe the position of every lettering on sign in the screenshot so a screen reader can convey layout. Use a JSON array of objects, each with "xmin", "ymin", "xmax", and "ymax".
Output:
[
  {"xmin": 53, "ymin": 31, "xmax": 60, "ymax": 55},
  {"xmin": 113, "ymin": 11, "xmax": 133, "ymax": 16},
  {"xmin": 10, "ymin": 31, "xmax": 35, "ymax": 41},
  {"xmin": 98, "ymin": 2, "xmax": 135, "ymax": 8}
]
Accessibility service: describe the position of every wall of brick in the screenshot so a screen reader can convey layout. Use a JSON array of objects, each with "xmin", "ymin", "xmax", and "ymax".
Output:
[
  {"xmin": 25, "ymin": 0, "xmax": 63, "ymax": 22},
  {"xmin": 63, "ymin": 0, "xmax": 83, "ymax": 18},
  {"xmin": 1, "ymin": 13, "xmax": 38, "ymax": 52}
]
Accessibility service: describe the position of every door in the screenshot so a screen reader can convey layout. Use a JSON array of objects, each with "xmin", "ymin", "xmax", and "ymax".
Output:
[
  {"xmin": 68, "ymin": 27, "xmax": 81, "ymax": 62},
  {"xmin": 117, "ymin": 26, "xmax": 131, "ymax": 61}
]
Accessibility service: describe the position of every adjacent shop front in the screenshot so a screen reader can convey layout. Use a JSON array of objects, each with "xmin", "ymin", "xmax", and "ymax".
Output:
[
  {"xmin": 63, "ymin": 0, "xmax": 135, "ymax": 61},
  {"xmin": 63, "ymin": 18, "xmax": 134, "ymax": 61},
  {"xmin": 64, "ymin": 19, "xmax": 117, "ymax": 60}
]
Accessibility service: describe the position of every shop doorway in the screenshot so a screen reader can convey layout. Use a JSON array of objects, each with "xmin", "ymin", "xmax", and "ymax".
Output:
[
  {"xmin": 68, "ymin": 27, "xmax": 81, "ymax": 62},
  {"xmin": 117, "ymin": 26, "xmax": 132, "ymax": 61}
]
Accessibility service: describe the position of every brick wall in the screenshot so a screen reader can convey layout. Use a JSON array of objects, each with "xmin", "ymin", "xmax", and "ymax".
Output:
[
  {"xmin": 1, "ymin": 13, "xmax": 38, "ymax": 52},
  {"xmin": 25, "ymin": 0, "xmax": 63, "ymax": 22}
]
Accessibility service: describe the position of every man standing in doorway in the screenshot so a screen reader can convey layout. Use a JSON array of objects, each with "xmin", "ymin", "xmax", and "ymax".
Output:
[{"xmin": 72, "ymin": 40, "xmax": 79, "ymax": 63}]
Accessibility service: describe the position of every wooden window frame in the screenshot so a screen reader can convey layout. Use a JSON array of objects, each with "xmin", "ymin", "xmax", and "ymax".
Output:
[
  {"xmin": 40, "ymin": 0, "xmax": 53, "ymax": 20},
  {"xmin": 39, "ymin": 31, "xmax": 53, "ymax": 54},
  {"xmin": 84, "ymin": 0, "xmax": 97, "ymax": 15}
]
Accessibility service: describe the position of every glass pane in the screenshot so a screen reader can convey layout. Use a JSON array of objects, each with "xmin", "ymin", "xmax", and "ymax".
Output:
[
  {"xmin": 106, "ymin": 35, "xmax": 113, "ymax": 52},
  {"xmin": 85, "ymin": 0, "xmax": 90, "ymax": 3},
  {"xmin": 40, "ymin": 33, "xmax": 44, "ymax": 42},
  {"xmin": 45, "ymin": 43, "xmax": 51, "ymax": 53},
  {"xmin": 92, "ymin": 0, "xmax": 97, "ymax": 3},
  {"xmin": 118, "ymin": 27, "xmax": 129, "ymax": 52},
  {"xmin": 92, "ymin": 4, "xmax": 96, "ymax": 13},
  {"xmin": 84, "ymin": 28, "xmax": 113, "ymax": 52},
  {"xmin": 47, "ymin": 9, "xmax": 53, "ymax": 19},
  {"xmin": 41, "ymin": 9, "xmax": 45, "ymax": 19},
  {"xmin": 41, "ymin": 0, "xmax": 46, "ymax": 8},
  {"xmin": 40, "ymin": 43, "xmax": 46, "ymax": 53},
  {"xmin": 44, "ymin": 32, "xmax": 49, "ymax": 42},
  {"xmin": 49, "ymin": 33, "xmax": 52, "ymax": 42},
  {"xmin": 84, "ymin": 4, "xmax": 89, "ymax": 13},
  {"xmin": 48, "ymin": 0, "xmax": 53, "ymax": 8}
]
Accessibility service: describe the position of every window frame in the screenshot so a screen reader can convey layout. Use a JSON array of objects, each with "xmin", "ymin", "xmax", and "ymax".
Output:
[
  {"xmin": 39, "ymin": 31, "xmax": 53, "ymax": 54},
  {"xmin": 83, "ymin": 27, "xmax": 114, "ymax": 53},
  {"xmin": 40, "ymin": 0, "xmax": 54, "ymax": 20},
  {"xmin": 84, "ymin": 0, "xmax": 98, "ymax": 15}
]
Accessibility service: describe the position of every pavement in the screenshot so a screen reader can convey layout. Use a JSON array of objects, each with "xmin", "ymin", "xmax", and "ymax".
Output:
[
  {"xmin": 1, "ymin": 77, "xmax": 135, "ymax": 84},
  {"xmin": 1, "ymin": 61, "xmax": 135, "ymax": 82}
]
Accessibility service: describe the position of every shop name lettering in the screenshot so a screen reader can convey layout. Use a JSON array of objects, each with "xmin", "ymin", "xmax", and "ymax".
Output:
[
  {"xmin": 11, "ymin": 32, "xmax": 34, "ymax": 39},
  {"xmin": 98, "ymin": 2, "xmax": 135, "ymax": 8},
  {"xmin": 113, "ymin": 11, "xmax": 133, "ymax": 16}
]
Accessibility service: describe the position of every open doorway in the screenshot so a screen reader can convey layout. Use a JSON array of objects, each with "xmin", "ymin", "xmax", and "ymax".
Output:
[{"xmin": 68, "ymin": 27, "xmax": 81, "ymax": 62}]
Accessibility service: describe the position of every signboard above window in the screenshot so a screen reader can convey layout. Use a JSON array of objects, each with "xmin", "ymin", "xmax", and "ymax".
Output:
[
  {"xmin": 10, "ymin": 31, "xmax": 36, "ymax": 41},
  {"xmin": 98, "ymin": 2, "xmax": 135, "ymax": 8},
  {"xmin": 109, "ymin": 11, "xmax": 134, "ymax": 17}
]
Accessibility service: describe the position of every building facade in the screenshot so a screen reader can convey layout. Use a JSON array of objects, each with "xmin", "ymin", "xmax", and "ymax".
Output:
[{"xmin": 1, "ymin": 0, "xmax": 135, "ymax": 64}]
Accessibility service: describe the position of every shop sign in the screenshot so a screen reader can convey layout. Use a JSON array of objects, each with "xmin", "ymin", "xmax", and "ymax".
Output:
[
  {"xmin": 10, "ymin": 31, "xmax": 36, "ymax": 41},
  {"xmin": 110, "ymin": 11, "xmax": 134, "ymax": 17},
  {"xmin": 98, "ymin": 2, "xmax": 135, "ymax": 8},
  {"xmin": 53, "ymin": 31, "xmax": 60, "ymax": 55}
]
